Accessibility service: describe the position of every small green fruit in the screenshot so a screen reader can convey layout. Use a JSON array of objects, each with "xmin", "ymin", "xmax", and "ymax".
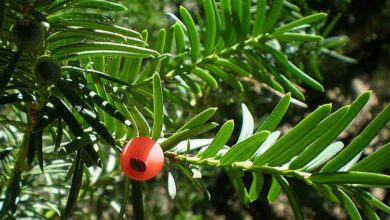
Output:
[
  {"xmin": 34, "ymin": 56, "xmax": 61, "ymax": 86},
  {"xmin": 12, "ymin": 19, "xmax": 45, "ymax": 52}
]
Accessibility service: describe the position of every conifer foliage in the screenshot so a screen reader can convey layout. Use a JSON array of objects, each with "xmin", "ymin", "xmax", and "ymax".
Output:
[{"xmin": 0, "ymin": 0, "xmax": 389, "ymax": 219}]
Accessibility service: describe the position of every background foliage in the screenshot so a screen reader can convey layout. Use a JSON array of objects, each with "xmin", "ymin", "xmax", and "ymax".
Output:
[{"xmin": 0, "ymin": 0, "xmax": 389, "ymax": 219}]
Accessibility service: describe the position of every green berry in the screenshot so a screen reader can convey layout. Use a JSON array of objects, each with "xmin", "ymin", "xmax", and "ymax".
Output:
[
  {"xmin": 12, "ymin": 19, "xmax": 45, "ymax": 52},
  {"xmin": 34, "ymin": 56, "xmax": 61, "ymax": 86}
]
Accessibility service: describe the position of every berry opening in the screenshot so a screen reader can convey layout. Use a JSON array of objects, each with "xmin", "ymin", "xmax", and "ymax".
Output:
[{"xmin": 130, "ymin": 158, "xmax": 146, "ymax": 172}]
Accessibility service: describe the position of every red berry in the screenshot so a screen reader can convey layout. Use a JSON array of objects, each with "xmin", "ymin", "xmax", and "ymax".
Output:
[{"xmin": 120, "ymin": 137, "xmax": 164, "ymax": 181}]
